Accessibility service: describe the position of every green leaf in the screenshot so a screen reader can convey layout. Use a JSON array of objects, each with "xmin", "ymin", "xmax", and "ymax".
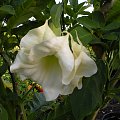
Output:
[
  {"xmin": 77, "ymin": 16, "xmax": 99, "ymax": 29},
  {"xmin": 107, "ymin": 0, "xmax": 120, "ymax": 21},
  {"xmin": 92, "ymin": 11, "xmax": 105, "ymax": 27},
  {"xmin": 70, "ymin": 60, "xmax": 107, "ymax": 120},
  {"xmin": 77, "ymin": 11, "xmax": 105, "ymax": 30},
  {"xmin": 50, "ymin": 3, "xmax": 63, "ymax": 35},
  {"xmin": 29, "ymin": 93, "xmax": 46, "ymax": 112},
  {"xmin": 65, "ymin": 5, "xmax": 74, "ymax": 17},
  {"xmin": 119, "ymin": 41, "xmax": 120, "ymax": 59},
  {"xmin": 36, "ymin": 0, "xmax": 55, "ymax": 10},
  {"xmin": 0, "ymin": 104, "xmax": 8, "ymax": 120},
  {"xmin": 75, "ymin": 2, "xmax": 85, "ymax": 13},
  {"xmin": 103, "ymin": 32, "xmax": 118, "ymax": 40},
  {"xmin": 49, "ymin": 22, "xmax": 61, "ymax": 36},
  {"xmin": 50, "ymin": 3, "xmax": 63, "ymax": 27},
  {"xmin": 47, "ymin": 97, "xmax": 75, "ymax": 120},
  {"xmin": 0, "ymin": 5, "xmax": 15, "ymax": 15},
  {"xmin": 0, "ymin": 78, "xmax": 6, "ymax": 98},
  {"xmin": 0, "ymin": 61, "xmax": 8, "ymax": 77},
  {"xmin": 77, "ymin": 4, "xmax": 90, "ymax": 14},
  {"xmin": 110, "ymin": 53, "xmax": 120, "ymax": 70},
  {"xmin": 103, "ymin": 21, "xmax": 120, "ymax": 31},
  {"xmin": 70, "ymin": 25, "xmax": 98, "ymax": 45},
  {"xmin": 7, "ymin": 0, "xmax": 36, "ymax": 29},
  {"xmin": 69, "ymin": 0, "xmax": 78, "ymax": 8}
]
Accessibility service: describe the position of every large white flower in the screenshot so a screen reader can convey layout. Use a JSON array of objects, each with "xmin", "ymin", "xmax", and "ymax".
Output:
[
  {"xmin": 10, "ymin": 20, "xmax": 97, "ymax": 101},
  {"xmin": 10, "ymin": 20, "xmax": 75, "ymax": 101}
]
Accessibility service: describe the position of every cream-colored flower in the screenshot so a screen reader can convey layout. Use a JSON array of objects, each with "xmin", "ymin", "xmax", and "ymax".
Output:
[
  {"xmin": 10, "ymin": 20, "xmax": 97, "ymax": 101},
  {"xmin": 10, "ymin": 20, "xmax": 75, "ymax": 101}
]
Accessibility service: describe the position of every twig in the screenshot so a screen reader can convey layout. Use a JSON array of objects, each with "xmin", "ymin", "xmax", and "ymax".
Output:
[{"xmin": 1, "ymin": 52, "xmax": 17, "ymax": 95}]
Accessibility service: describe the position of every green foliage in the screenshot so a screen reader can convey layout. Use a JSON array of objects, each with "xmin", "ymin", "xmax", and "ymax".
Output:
[
  {"xmin": 29, "ymin": 93, "xmax": 46, "ymax": 112},
  {"xmin": 0, "ymin": 0, "xmax": 120, "ymax": 120},
  {"xmin": 46, "ymin": 97, "xmax": 75, "ymax": 120},
  {"xmin": 0, "ymin": 5, "xmax": 15, "ymax": 15},
  {"xmin": 0, "ymin": 60, "xmax": 8, "ymax": 77},
  {"xmin": 70, "ymin": 25, "xmax": 98, "ymax": 45},
  {"xmin": 0, "ymin": 104, "xmax": 8, "ymax": 120},
  {"xmin": 50, "ymin": 3, "xmax": 63, "ymax": 35}
]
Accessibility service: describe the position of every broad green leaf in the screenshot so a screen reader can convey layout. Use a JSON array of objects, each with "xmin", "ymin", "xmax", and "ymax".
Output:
[
  {"xmin": 70, "ymin": 60, "xmax": 107, "ymax": 120},
  {"xmin": 50, "ymin": 3, "xmax": 63, "ymax": 27},
  {"xmin": 92, "ymin": 11, "xmax": 105, "ymax": 27},
  {"xmin": 47, "ymin": 97, "xmax": 75, "ymax": 120},
  {"xmin": 49, "ymin": 22, "xmax": 61, "ymax": 36},
  {"xmin": 103, "ymin": 21, "xmax": 120, "ymax": 31},
  {"xmin": 0, "ymin": 5, "xmax": 15, "ymax": 15},
  {"xmin": 77, "ymin": 16, "xmax": 99, "ymax": 29},
  {"xmin": 77, "ymin": 11, "xmax": 105, "ymax": 30},
  {"xmin": 50, "ymin": 3, "xmax": 63, "ymax": 35},
  {"xmin": 70, "ymin": 25, "xmax": 99, "ymax": 45},
  {"xmin": 0, "ymin": 104, "xmax": 8, "ymax": 120}
]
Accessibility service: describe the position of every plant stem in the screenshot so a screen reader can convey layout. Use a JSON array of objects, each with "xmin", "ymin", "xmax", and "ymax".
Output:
[
  {"xmin": 21, "ymin": 84, "xmax": 36, "ymax": 101},
  {"xmin": 62, "ymin": 0, "xmax": 65, "ymax": 31},
  {"xmin": 91, "ymin": 108, "xmax": 100, "ymax": 120},
  {"xmin": 20, "ymin": 103, "xmax": 27, "ymax": 120},
  {"xmin": 1, "ymin": 52, "xmax": 17, "ymax": 95}
]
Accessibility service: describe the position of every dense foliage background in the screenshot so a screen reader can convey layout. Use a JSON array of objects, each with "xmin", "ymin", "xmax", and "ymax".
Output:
[{"xmin": 0, "ymin": 0, "xmax": 120, "ymax": 120}]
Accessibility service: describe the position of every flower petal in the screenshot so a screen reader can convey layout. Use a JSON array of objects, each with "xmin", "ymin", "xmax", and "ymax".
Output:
[
  {"xmin": 60, "ymin": 76, "xmax": 83, "ymax": 95},
  {"xmin": 41, "ymin": 56, "xmax": 62, "ymax": 101},
  {"xmin": 55, "ymin": 35, "xmax": 75, "ymax": 85},
  {"xmin": 11, "ymin": 49, "xmax": 63, "ymax": 101},
  {"xmin": 77, "ymin": 78, "xmax": 83, "ymax": 89},
  {"xmin": 20, "ymin": 20, "xmax": 56, "ymax": 49},
  {"xmin": 29, "ymin": 34, "xmax": 75, "ymax": 85},
  {"xmin": 10, "ymin": 49, "xmax": 40, "ymax": 80},
  {"xmin": 75, "ymin": 51, "xmax": 97, "ymax": 77},
  {"xmin": 10, "ymin": 34, "xmax": 75, "ymax": 101}
]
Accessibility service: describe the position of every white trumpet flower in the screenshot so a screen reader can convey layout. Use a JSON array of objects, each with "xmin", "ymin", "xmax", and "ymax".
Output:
[
  {"xmin": 10, "ymin": 20, "xmax": 97, "ymax": 101},
  {"xmin": 10, "ymin": 20, "xmax": 75, "ymax": 101}
]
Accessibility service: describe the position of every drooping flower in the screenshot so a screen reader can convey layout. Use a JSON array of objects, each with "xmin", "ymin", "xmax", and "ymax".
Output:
[
  {"xmin": 69, "ymin": 34, "xmax": 97, "ymax": 89},
  {"xmin": 10, "ymin": 20, "xmax": 97, "ymax": 101},
  {"xmin": 10, "ymin": 20, "xmax": 75, "ymax": 101},
  {"xmin": 57, "ymin": 34, "xmax": 97, "ymax": 95}
]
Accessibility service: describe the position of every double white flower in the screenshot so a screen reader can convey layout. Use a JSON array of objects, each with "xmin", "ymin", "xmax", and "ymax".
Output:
[{"xmin": 10, "ymin": 20, "xmax": 97, "ymax": 101}]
